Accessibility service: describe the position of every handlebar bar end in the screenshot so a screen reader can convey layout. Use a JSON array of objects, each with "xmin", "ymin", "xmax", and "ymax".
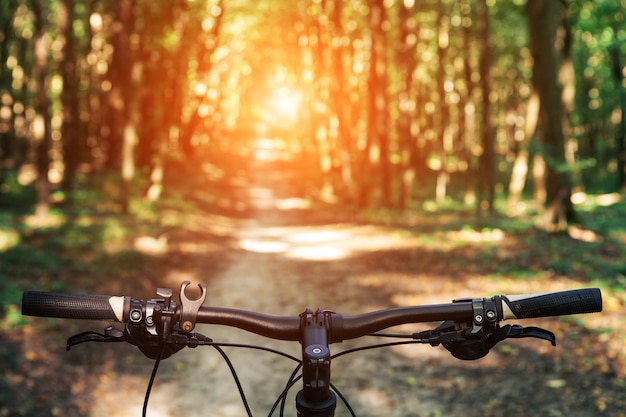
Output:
[{"xmin": 22, "ymin": 291, "xmax": 130, "ymax": 322}]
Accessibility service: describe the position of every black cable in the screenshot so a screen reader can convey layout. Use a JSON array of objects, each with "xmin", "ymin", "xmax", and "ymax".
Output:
[
  {"xmin": 142, "ymin": 343, "xmax": 166, "ymax": 417},
  {"xmin": 331, "ymin": 340, "xmax": 427, "ymax": 360},
  {"xmin": 369, "ymin": 332, "xmax": 416, "ymax": 338},
  {"xmin": 195, "ymin": 340, "xmax": 300, "ymax": 417},
  {"xmin": 201, "ymin": 341, "xmax": 300, "ymax": 363},
  {"xmin": 212, "ymin": 344, "xmax": 255, "ymax": 417},
  {"xmin": 203, "ymin": 339, "xmax": 426, "ymax": 416},
  {"xmin": 268, "ymin": 366, "xmax": 358, "ymax": 417},
  {"xmin": 324, "ymin": 339, "xmax": 431, "ymax": 416},
  {"xmin": 139, "ymin": 336, "xmax": 424, "ymax": 417},
  {"xmin": 277, "ymin": 366, "xmax": 302, "ymax": 417},
  {"xmin": 330, "ymin": 381, "xmax": 357, "ymax": 417}
]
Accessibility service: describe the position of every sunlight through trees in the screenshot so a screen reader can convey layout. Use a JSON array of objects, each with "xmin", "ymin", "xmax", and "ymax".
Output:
[{"xmin": 0, "ymin": 0, "xmax": 624, "ymax": 229}]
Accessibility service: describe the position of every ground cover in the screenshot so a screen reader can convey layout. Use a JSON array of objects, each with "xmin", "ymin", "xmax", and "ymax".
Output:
[{"xmin": 1, "ymin": 182, "xmax": 625, "ymax": 417}]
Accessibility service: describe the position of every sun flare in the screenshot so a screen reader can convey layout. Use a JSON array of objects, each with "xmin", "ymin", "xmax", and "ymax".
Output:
[{"xmin": 269, "ymin": 86, "xmax": 302, "ymax": 122}]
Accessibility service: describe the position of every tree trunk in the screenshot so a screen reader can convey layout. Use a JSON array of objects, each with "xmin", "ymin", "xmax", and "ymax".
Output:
[
  {"xmin": 177, "ymin": 0, "xmax": 224, "ymax": 159},
  {"xmin": 360, "ymin": 0, "xmax": 386, "ymax": 208},
  {"xmin": 397, "ymin": 0, "xmax": 419, "ymax": 209},
  {"xmin": 527, "ymin": 0, "xmax": 575, "ymax": 231},
  {"xmin": 460, "ymin": 0, "xmax": 477, "ymax": 207},
  {"xmin": 610, "ymin": 25, "xmax": 626, "ymax": 190},
  {"xmin": 32, "ymin": 0, "xmax": 51, "ymax": 219},
  {"xmin": 508, "ymin": 91, "xmax": 539, "ymax": 212},
  {"xmin": 0, "ymin": 1, "xmax": 18, "ymax": 187},
  {"xmin": 477, "ymin": 0, "xmax": 495, "ymax": 212},
  {"xmin": 435, "ymin": 0, "xmax": 449, "ymax": 205},
  {"xmin": 59, "ymin": 0, "xmax": 80, "ymax": 193},
  {"xmin": 377, "ymin": 2, "xmax": 391, "ymax": 208},
  {"xmin": 109, "ymin": 0, "xmax": 136, "ymax": 212},
  {"xmin": 330, "ymin": 0, "xmax": 355, "ymax": 203},
  {"xmin": 560, "ymin": 11, "xmax": 577, "ymax": 190}
]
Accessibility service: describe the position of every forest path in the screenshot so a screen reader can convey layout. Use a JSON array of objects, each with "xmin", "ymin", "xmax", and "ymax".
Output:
[
  {"xmin": 82, "ymin": 206, "xmax": 623, "ymax": 417},
  {"xmin": 90, "ymin": 210, "xmax": 447, "ymax": 417}
]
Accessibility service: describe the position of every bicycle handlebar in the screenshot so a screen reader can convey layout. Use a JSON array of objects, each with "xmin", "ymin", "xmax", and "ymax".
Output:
[
  {"xmin": 20, "ymin": 285, "xmax": 603, "ymax": 417},
  {"xmin": 22, "ymin": 288, "xmax": 602, "ymax": 341},
  {"xmin": 193, "ymin": 303, "xmax": 475, "ymax": 342}
]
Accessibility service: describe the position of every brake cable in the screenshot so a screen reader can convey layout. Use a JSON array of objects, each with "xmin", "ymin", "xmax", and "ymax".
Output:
[{"xmin": 143, "ymin": 343, "xmax": 165, "ymax": 417}]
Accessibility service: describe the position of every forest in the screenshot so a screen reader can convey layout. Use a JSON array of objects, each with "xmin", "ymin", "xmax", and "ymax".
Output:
[
  {"xmin": 1, "ymin": 1, "xmax": 626, "ymax": 416},
  {"xmin": 0, "ymin": 0, "xmax": 623, "ymax": 227}
]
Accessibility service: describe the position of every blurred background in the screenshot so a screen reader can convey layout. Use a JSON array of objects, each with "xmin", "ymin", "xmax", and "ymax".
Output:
[{"xmin": 1, "ymin": 0, "xmax": 625, "ymax": 416}]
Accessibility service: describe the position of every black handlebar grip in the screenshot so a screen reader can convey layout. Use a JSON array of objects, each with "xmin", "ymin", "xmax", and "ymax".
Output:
[
  {"xmin": 22, "ymin": 291, "xmax": 130, "ymax": 322},
  {"xmin": 500, "ymin": 288, "xmax": 602, "ymax": 320}
]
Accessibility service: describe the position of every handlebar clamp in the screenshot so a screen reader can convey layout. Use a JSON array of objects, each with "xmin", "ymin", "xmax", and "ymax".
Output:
[{"xmin": 452, "ymin": 297, "xmax": 500, "ymax": 334}]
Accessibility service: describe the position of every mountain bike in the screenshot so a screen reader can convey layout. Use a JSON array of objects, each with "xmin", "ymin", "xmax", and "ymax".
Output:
[{"xmin": 22, "ymin": 282, "xmax": 602, "ymax": 417}]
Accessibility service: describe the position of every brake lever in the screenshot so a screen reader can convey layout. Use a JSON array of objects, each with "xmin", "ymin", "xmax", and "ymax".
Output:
[
  {"xmin": 66, "ymin": 324, "xmax": 214, "ymax": 360},
  {"xmin": 494, "ymin": 324, "xmax": 556, "ymax": 346},
  {"xmin": 66, "ymin": 326, "xmax": 126, "ymax": 351},
  {"xmin": 414, "ymin": 321, "xmax": 556, "ymax": 361}
]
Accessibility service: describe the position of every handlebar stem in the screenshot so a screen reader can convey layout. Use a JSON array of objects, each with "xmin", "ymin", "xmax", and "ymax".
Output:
[{"xmin": 297, "ymin": 309, "xmax": 336, "ymax": 417}]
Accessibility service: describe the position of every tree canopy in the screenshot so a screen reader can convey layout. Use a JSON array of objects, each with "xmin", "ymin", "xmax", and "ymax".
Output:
[{"xmin": 0, "ymin": 0, "xmax": 624, "ymax": 229}]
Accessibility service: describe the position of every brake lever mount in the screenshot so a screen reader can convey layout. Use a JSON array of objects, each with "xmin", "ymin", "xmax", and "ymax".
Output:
[
  {"xmin": 456, "ymin": 297, "xmax": 499, "ymax": 334},
  {"xmin": 414, "ymin": 297, "xmax": 557, "ymax": 360},
  {"xmin": 65, "ymin": 283, "xmax": 212, "ymax": 360}
]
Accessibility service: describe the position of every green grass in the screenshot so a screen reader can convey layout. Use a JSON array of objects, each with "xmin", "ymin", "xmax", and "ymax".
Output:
[
  {"xmin": 0, "ymin": 176, "xmax": 174, "ymax": 321},
  {"xmin": 361, "ymin": 192, "xmax": 626, "ymax": 296}
]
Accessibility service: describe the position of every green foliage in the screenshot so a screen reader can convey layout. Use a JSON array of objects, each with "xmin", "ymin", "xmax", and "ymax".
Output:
[
  {"xmin": 0, "ymin": 179, "xmax": 162, "ymax": 297},
  {"xmin": 0, "ymin": 281, "xmax": 28, "ymax": 328},
  {"xmin": 361, "ymin": 190, "xmax": 626, "ymax": 297},
  {"xmin": 0, "ymin": 172, "xmax": 37, "ymax": 213},
  {"xmin": 0, "ymin": 0, "xmax": 624, "ymax": 233}
]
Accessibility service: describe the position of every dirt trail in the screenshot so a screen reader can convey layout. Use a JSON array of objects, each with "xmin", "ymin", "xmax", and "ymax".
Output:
[
  {"xmin": 88, "ymin": 214, "xmax": 444, "ymax": 417},
  {"xmin": 80, "ymin": 210, "xmax": 623, "ymax": 417}
]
